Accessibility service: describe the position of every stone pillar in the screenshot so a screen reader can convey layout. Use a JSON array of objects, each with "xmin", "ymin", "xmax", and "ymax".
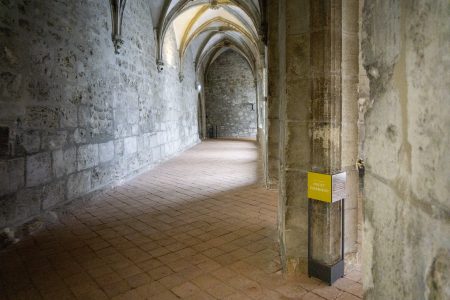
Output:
[
  {"xmin": 308, "ymin": 0, "xmax": 343, "ymax": 267},
  {"xmin": 256, "ymin": 65, "xmax": 264, "ymax": 138},
  {"xmin": 198, "ymin": 72, "xmax": 207, "ymax": 139},
  {"xmin": 342, "ymin": 0, "xmax": 362, "ymax": 265},
  {"xmin": 266, "ymin": 0, "xmax": 280, "ymax": 189},
  {"xmin": 278, "ymin": 0, "xmax": 311, "ymax": 273},
  {"xmin": 274, "ymin": 0, "xmax": 359, "ymax": 274}
]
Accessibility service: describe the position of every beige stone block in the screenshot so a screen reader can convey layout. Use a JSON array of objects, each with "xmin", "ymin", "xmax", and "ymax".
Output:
[
  {"xmin": 286, "ymin": 33, "xmax": 310, "ymax": 78},
  {"xmin": 286, "ymin": 79, "xmax": 311, "ymax": 121},
  {"xmin": 342, "ymin": 0, "xmax": 359, "ymax": 34},
  {"xmin": 285, "ymin": 170, "xmax": 308, "ymax": 207},
  {"xmin": 268, "ymin": 118, "xmax": 280, "ymax": 140},
  {"xmin": 344, "ymin": 208, "xmax": 358, "ymax": 254},
  {"xmin": 310, "ymin": 123, "xmax": 341, "ymax": 171},
  {"xmin": 286, "ymin": 0, "xmax": 310, "ymax": 35},
  {"xmin": 268, "ymin": 96, "xmax": 280, "ymax": 116},
  {"xmin": 285, "ymin": 204, "xmax": 308, "ymax": 229},
  {"xmin": 342, "ymin": 79, "xmax": 359, "ymax": 120},
  {"xmin": 342, "ymin": 53, "xmax": 359, "ymax": 78},
  {"xmin": 341, "ymin": 141, "xmax": 357, "ymax": 169},
  {"xmin": 285, "ymin": 223, "xmax": 308, "ymax": 258},
  {"xmin": 365, "ymin": 89, "xmax": 402, "ymax": 181},
  {"xmin": 310, "ymin": 30, "xmax": 327, "ymax": 75},
  {"xmin": 344, "ymin": 169, "xmax": 359, "ymax": 210},
  {"xmin": 310, "ymin": 0, "xmax": 333, "ymax": 31},
  {"xmin": 285, "ymin": 122, "xmax": 310, "ymax": 170}
]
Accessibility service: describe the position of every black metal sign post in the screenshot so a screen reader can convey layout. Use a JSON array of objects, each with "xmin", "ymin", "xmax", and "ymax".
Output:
[
  {"xmin": 307, "ymin": 172, "xmax": 346, "ymax": 285},
  {"xmin": 308, "ymin": 198, "xmax": 345, "ymax": 285}
]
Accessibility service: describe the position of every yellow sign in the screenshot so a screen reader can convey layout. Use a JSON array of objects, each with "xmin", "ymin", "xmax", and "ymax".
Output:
[{"xmin": 307, "ymin": 172, "xmax": 332, "ymax": 203}]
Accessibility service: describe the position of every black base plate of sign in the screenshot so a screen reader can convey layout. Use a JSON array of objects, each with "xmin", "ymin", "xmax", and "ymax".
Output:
[{"xmin": 308, "ymin": 259, "xmax": 344, "ymax": 285}]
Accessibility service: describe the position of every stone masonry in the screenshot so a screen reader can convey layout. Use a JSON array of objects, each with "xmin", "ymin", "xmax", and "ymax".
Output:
[
  {"xmin": 271, "ymin": 0, "xmax": 360, "ymax": 274},
  {"xmin": 205, "ymin": 50, "xmax": 257, "ymax": 138},
  {"xmin": 0, "ymin": 0, "xmax": 449, "ymax": 298},
  {"xmin": 362, "ymin": 0, "xmax": 450, "ymax": 298},
  {"xmin": 0, "ymin": 0, "xmax": 200, "ymax": 231}
]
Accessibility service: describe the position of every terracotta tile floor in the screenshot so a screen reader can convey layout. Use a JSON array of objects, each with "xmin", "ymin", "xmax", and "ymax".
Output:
[{"xmin": 0, "ymin": 140, "xmax": 362, "ymax": 299}]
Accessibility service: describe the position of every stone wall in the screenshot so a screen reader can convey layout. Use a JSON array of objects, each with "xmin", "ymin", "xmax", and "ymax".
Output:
[
  {"xmin": 362, "ymin": 0, "xmax": 450, "ymax": 298},
  {"xmin": 205, "ymin": 50, "xmax": 257, "ymax": 138},
  {"xmin": 0, "ymin": 0, "xmax": 199, "ymax": 231}
]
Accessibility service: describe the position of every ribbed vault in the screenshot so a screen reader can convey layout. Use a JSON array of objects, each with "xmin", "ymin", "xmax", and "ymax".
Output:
[
  {"xmin": 149, "ymin": 0, "xmax": 266, "ymax": 145},
  {"xmin": 154, "ymin": 0, "xmax": 263, "ymax": 79}
]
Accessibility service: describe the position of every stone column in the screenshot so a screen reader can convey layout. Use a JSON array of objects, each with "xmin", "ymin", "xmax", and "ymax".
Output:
[
  {"xmin": 278, "ymin": 0, "xmax": 311, "ymax": 273},
  {"xmin": 266, "ymin": 0, "xmax": 280, "ymax": 189},
  {"xmin": 274, "ymin": 0, "xmax": 359, "ymax": 274},
  {"xmin": 342, "ymin": 0, "xmax": 360, "ymax": 265},
  {"xmin": 308, "ymin": 0, "xmax": 344, "ymax": 267},
  {"xmin": 198, "ymin": 72, "xmax": 207, "ymax": 139}
]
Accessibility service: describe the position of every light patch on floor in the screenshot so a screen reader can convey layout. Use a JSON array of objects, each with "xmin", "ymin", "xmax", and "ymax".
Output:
[{"xmin": 0, "ymin": 140, "xmax": 361, "ymax": 299}]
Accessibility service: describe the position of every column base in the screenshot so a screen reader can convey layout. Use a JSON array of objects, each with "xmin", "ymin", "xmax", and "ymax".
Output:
[{"xmin": 308, "ymin": 259, "xmax": 344, "ymax": 285}]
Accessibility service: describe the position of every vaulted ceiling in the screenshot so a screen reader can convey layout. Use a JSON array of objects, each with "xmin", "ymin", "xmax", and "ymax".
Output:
[{"xmin": 149, "ymin": 0, "xmax": 264, "ymax": 78}]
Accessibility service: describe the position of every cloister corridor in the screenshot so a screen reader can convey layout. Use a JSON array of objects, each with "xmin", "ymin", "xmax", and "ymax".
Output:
[{"xmin": 0, "ymin": 140, "xmax": 362, "ymax": 300}]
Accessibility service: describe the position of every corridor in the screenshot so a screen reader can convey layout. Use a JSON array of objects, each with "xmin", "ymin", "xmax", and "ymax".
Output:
[{"xmin": 0, "ymin": 140, "xmax": 362, "ymax": 300}]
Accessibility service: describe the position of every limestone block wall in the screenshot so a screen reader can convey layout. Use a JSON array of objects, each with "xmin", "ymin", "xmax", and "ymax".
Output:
[
  {"xmin": 0, "ymin": 0, "xmax": 199, "ymax": 230},
  {"xmin": 362, "ymin": 0, "xmax": 450, "ymax": 298},
  {"xmin": 205, "ymin": 50, "xmax": 257, "ymax": 138}
]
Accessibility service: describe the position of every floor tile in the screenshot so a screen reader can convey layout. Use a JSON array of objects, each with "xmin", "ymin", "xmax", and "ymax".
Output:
[{"xmin": 0, "ymin": 140, "xmax": 361, "ymax": 299}]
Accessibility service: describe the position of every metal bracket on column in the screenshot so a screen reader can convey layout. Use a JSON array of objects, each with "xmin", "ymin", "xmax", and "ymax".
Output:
[
  {"xmin": 157, "ymin": 59, "xmax": 164, "ymax": 73},
  {"xmin": 308, "ymin": 199, "xmax": 345, "ymax": 285},
  {"xmin": 109, "ymin": 0, "xmax": 127, "ymax": 54},
  {"xmin": 178, "ymin": 72, "xmax": 184, "ymax": 82}
]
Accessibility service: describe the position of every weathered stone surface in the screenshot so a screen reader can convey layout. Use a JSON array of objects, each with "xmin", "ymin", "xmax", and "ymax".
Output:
[
  {"xmin": 77, "ymin": 144, "xmax": 98, "ymax": 171},
  {"xmin": 26, "ymin": 152, "xmax": 52, "ymax": 187},
  {"xmin": 124, "ymin": 136, "xmax": 137, "ymax": 156},
  {"xmin": 114, "ymin": 139, "xmax": 124, "ymax": 157},
  {"xmin": 73, "ymin": 128, "xmax": 88, "ymax": 144},
  {"xmin": 0, "ymin": 0, "xmax": 199, "ymax": 230},
  {"xmin": 0, "ymin": 194, "xmax": 17, "ymax": 227},
  {"xmin": 274, "ymin": 0, "xmax": 360, "ymax": 274},
  {"xmin": 67, "ymin": 171, "xmax": 91, "ymax": 200},
  {"xmin": 285, "ymin": 123, "xmax": 310, "ymax": 170},
  {"xmin": 0, "ymin": 162, "xmax": 8, "ymax": 195},
  {"xmin": 91, "ymin": 165, "xmax": 113, "ymax": 189},
  {"xmin": 362, "ymin": 0, "xmax": 450, "ymax": 298},
  {"xmin": 18, "ymin": 130, "xmax": 40, "ymax": 154},
  {"xmin": 0, "ymin": 158, "xmax": 24, "ymax": 196},
  {"xmin": 426, "ymin": 249, "xmax": 450, "ymax": 300},
  {"xmin": 52, "ymin": 147, "xmax": 76, "ymax": 178},
  {"xmin": 15, "ymin": 187, "xmax": 43, "ymax": 223},
  {"xmin": 41, "ymin": 130, "xmax": 68, "ymax": 151},
  {"xmin": 265, "ymin": 0, "xmax": 282, "ymax": 189},
  {"xmin": 205, "ymin": 50, "xmax": 257, "ymax": 138},
  {"xmin": 24, "ymin": 106, "xmax": 59, "ymax": 130},
  {"xmin": 41, "ymin": 180, "xmax": 65, "ymax": 210},
  {"xmin": 98, "ymin": 141, "xmax": 114, "ymax": 163}
]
